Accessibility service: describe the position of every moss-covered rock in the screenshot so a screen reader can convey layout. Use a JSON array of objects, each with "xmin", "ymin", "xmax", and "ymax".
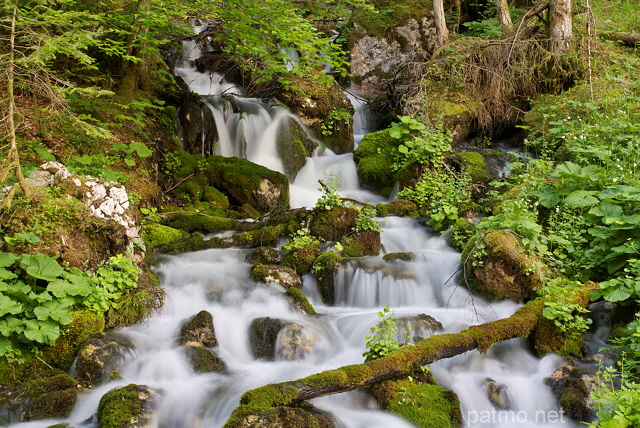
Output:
[
  {"xmin": 455, "ymin": 151, "xmax": 491, "ymax": 185},
  {"xmin": 285, "ymin": 287, "xmax": 317, "ymax": 315},
  {"xmin": 202, "ymin": 186, "xmax": 230, "ymax": 208},
  {"xmin": 75, "ymin": 333, "xmax": 136, "ymax": 388},
  {"xmin": 309, "ymin": 206, "xmax": 359, "ymax": 241},
  {"xmin": 165, "ymin": 213, "xmax": 239, "ymax": 233},
  {"xmin": 376, "ymin": 200, "xmax": 419, "ymax": 217},
  {"xmin": 276, "ymin": 75, "xmax": 354, "ymax": 154},
  {"xmin": 464, "ymin": 231, "xmax": 547, "ymax": 302},
  {"xmin": 226, "ymin": 403, "xmax": 334, "ymax": 428},
  {"xmin": 97, "ymin": 384, "xmax": 156, "ymax": 428},
  {"xmin": 140, "ymin": 223, "xmax": 185, "ymax": 250},
  {"xmin": 248, "ymin": 247, "xmax": 282, "ymax": 265},
  {"xmin": 383, "ymin": 252, "xmax": 414, "ymax": 262},
  {"xmin": 311, "ymin": 251, "xmax": 342, "ymax": 305},
  {"xmin": 42, "ymin": 311, "xmax": 105, "ymax": 372},
  {"xmin": 21, "ymin": 373, "xmax": 79, "ymax": 421},
  {"xmin": 252, "ymin": 264, "xmax": 302, "ymax": 289},
  {"xmin": 206, "ymin": 155, "xmax": 290, "ymax": 212},
  {"xmin": 184, "ymin": 346, "xmax": 227, "ymax": 373},
  {"xmin": 180, "ymin": 310, "xmax": 218, "ymax": 347},
  {"xmin": 340, "ymin": 231, "xmax": 381, "ymax": 257},
  {"xmin": 353, "ymin": 129, "xmax": 401, "ymax": 196},
  {"xmin": 248, "ymin": 317, "xmax": 287, "ymax": 360},
  {"xmin": 546, "ymin": 365, "xmax": 597, "ymax": 421},
  {"xmin": 276, "ymin": 116, "xmax": 318, "ymax": 180},
  {"xmin": 369, "ymin": 378, "xmax": 462, "ymax": 428},
  {"xmin": 281, "ymin": 247, "xmax": 321, "ymax": 275}
]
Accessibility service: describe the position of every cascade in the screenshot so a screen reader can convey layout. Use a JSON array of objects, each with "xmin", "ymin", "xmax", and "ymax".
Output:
[{"xmin": 8, "ymin": 41, "xmax": 581, "ymax": 428}]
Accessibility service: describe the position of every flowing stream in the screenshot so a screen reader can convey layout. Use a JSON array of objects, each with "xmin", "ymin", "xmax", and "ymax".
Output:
[{"xmin": 9, "ymin": 42, "xmax": 580, "ymax": 428}]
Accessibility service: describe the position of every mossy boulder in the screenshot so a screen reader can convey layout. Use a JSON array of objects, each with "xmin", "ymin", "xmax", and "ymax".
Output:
[
  {"xmin": 369, "ymin": 378, "xmax": 462, "ymax": 428},
  {"xmin": 376, "ymin": 200, "xmax": 419, "ymax": 217},
  {"xmin": 309, "ymin": 206, "xmax": 359, "ymax": 241},
  {"xmin": 179, "ymin": 310, "xmax": 218, "ymax": 347},
  {"xmin": 22, "ymin": 373, "xmax": 79, "ymax": 421},
  {"xmin": 206, "ymin": 155, "xmax": 290, "ymax": 212},
  {"xmin": 247, "ymin": 246, "xmax": 282, "ymax": 265},
  {"xmin": 252, "ymin": 264, "xmax": 302, "ymax": 289},
  {"xmin": 184, "ymin": 346, "xmax": 227, "ymax": 373},
  {"xmin": 226, "ymin": 403, "xmax": 334, "ymax": 428},
  {"xmin": 276, "ymin": 75, "xmax": 354, "ymax": 154},
  {"xmin": 285, "ymin": 287, "xmax": 317, "ymax": 315},
  {"xmin": 97, "ymin": 384, "xmax": 156, "ymax": 428},
  {"xmin": 281, "ymin": 247, "xmax": 321, "ymax": 275},
  {"xmin": 464, "ymin": 231, "xmax": 547, "ymax": 302},
  {"xmin": 177, "ymin": 99, "xmax": 217, "ymax": 155},
  {"xmin": 276, "ymin": 116, "xmax": 318, "ymax": 180},
  {"xmin": 75, "ymin": 333, "xmax": 136, "ymax": 388},
  {"xmin": 165, "ymin": 213, "xmax": 239, "ymax": 233},
  {"xmin": 141, "ymin": 223, "xmax": 185, "ymax": 250},
  {"xmin": 202, "ymin": 186, "xmax": 230, "ymax": 208},
  {"xmin": 340, "ymin": 231, "xmax": 381, "ymax": 257},
  {"xmin": 546, "ymin": 365, "xmax": 597, "ymax": 421},
  {"xmin": 42, "ymin": 310, "xmax": 105, "ymax": 372},
  {"xmin": 248, "ymin": 317, "xmax": 287, "ymax": 360},
  {"xmin": 353, "ymin": 129, "xmax": 401, "ymax": 196},
  {"xmin": 311, "ymin": 251, "xmax": 342, "ymax": 305},
  {"xmin": 383, "ymin": 252, "xmax": 414, "ymax": 262},
  {"xmin": 455, "ymin": 151, "xmax": 491, "ymax": 185}
]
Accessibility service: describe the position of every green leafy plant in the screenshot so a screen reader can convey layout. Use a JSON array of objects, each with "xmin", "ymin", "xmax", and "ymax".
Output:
[
  {"xmin": 321, "ymin": 108, "xmax": 351, "ymax": 136},
  {"xmin": 588, "ymin": 362, "xmax": 640, "ymax": 427},
  {"xmin": 389, "ymin": 117, "xmax": 452, "ymax": 170},
  {"xmin": 353, "ymin": 205, "xmax": 381, "ymax": 233},
  {"xmin": 363, "ymin": 305, "xmax": 410, "ymax": 362},
  {"xmin": 82, "ymin": 254, "xmax": 139, "ymax": 314},
  {"xmin": 538, "ymin": 279, "xmax": 592, "ymax": 339},
  {"xmin": 316, "ymin": 173, "xmax": 344, "ymax": 211},
  {"xmin": 283, "ymin": 224, "xmax": 321, "ymax": 251}
]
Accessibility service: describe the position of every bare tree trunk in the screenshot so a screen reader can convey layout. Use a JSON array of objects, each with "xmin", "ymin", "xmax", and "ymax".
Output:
[
  {"xmin": 433, "ymin": 0, "xmax": 449, "ymax": 49},
  {"xmin": 549, "ymin": 0, "xmax": 573, "ymax": 54},
  {"xmin": 496, "ymin": 0, "xmax": 514, "ymax": 35},
  {"xmin": 2, "ymin": 2, "xmax": 32, "ymax": 210}
]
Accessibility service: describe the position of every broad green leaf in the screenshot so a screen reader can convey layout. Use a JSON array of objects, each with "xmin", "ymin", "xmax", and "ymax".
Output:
[
  {"xmin": 6, "ymin": 280, "xmax": 31, "ymax": 297},
  {"xmin": 0, "ymin": 268, "xmax": 17, "ymax": 281},
  {"xmin": 0, "ymin": 337, "xmax": 13, "ymax": 356},
  {"xmin": 0, "ymin": 294, "xmax": 23, "ymax": 317},
  {"xmin": 532, "ymin": 186, "xmax": 561, "ymax": 209},
  {"xmin": 33, "ymin": 300, "xmax": 73, "ymax": 324},
  {"xmin": 130, "ymin": 141, "xmax": 152, "ymax": 158},
  {"xmin": 19, "ymin": 254, "xmax": 64, "ymax": 281},
  {"xmin": 51, "ymin": 273, "xmax": 92, "ymax": 297},
  {"xmin": 562, "ymin": 190, "xmax": 599, "ymax": 208},
  {"xmin": 124, "ymin": 156, "xmax": 136, "ymax": 167},
  {"xmin": 0, "ymin": 316, "xmax": 24, "ymax": 336},
  {"xmin": 34, "ymin": 147, "xmax": 56, "ymax": 161},
  {"xmin": 23, "ymin": 319, "xmax": 60, "ymax": 345},
  {"xmin": 398, "ymin": 145, "xmax": 409, "ymax": 154},
  {"xmin": 554, "ymin": 161, "xmax": 583, "ymax": 178},
  {"xmin": 588, "ymin": 201, "xmax": 623, "ymax": 218},
  {"xmin": 0, "ymin": 252, "xmax": 19, "ymax": 268},
  {"xmin": 604, "ymin": 287, "xmax": 632, "ymax": 302}
]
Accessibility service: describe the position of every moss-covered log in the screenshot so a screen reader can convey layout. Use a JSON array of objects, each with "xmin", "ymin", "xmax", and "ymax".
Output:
[{"xmin": 223, "ymin": 289, "xmax": 594, "ymax": 427}]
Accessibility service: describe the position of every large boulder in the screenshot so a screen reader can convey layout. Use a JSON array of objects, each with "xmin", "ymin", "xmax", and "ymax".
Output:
[
  {"xmin": 248, "ymin": 317, "xmax": 286, "ymax": 360},
  {"xmin": 206, "ymin": 155, "xmax": 290, "ymax": 212},
  {"xmin": 179, "ymin": 310, "xmax": 218, "ymax": 347},
  {"xmin": 276, "ymin": 323, "xmax": 318, "ymax": 361},
  {"xmin": 226, "ymin": 404, "xmax": 335, "ymax": 428},
  {"xmin": 177, "ymin": 98, "xmax": 218, "ymax": 155},
  {"xmin": 276, "ymin": 116, "xmax": 318, "ymax": 180},
  {"xmin": 353, "ymin": 129, "xmax": 402, "ymax": 197}
]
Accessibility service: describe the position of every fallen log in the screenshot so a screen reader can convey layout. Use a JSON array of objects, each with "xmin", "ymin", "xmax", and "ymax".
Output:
[
  {"xmin": 610, "ymin": 32, "xmax": 640, "ymax": 47},
  {"xmin": 223, "ymin": 284, "xmax": 596, "ymax": 427}
]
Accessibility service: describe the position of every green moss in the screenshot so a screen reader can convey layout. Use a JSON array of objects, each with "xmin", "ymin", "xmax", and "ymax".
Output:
[
  {"xmin": 185, "ymin": 346, "xmax": 226, "ymax": 373},
  {"xmin": 97, "ymin": 384, "xmax": 143, "ymax": 428},
  {"xmin": 276, "ymin": 116, "xmax": 316, "ymax": 179},
  {"xmin": 141, "ymin": 223, "xmax": 185, "ymax": 250},
  {"xmin": 231, "ymin": 224, "xmax": 287, "ymax": 247},
  {"xmin": 341, "ymin": 364, "xmax": 373, "ymax": 384},
  {"xmin": 383, "ymin": 252, "xmax": 414, "ymax": 262},
  {"xmin": 165, "ymin": 214, "xmax": 239, "ymax": 233},
  {"xmin": 376, "ymin": 200, "xmax": 419, "ymax": 217},
  {"xmin": 311, "ymin": 251, "xmax": 342, "ymax": 304},
  {"xmin": 309, "ymin": 206, "xmax": 359, "ymax": 241},
  {"xmin": 300, "ymin": 369, "xmax": 349, "ymax": 389},
  {"xmin": 42, "ymin": 311, "xmax": 104, "ymax": 371},
  {"xmin": 349, "ymin": 0, "xmax": 433, "ymax": 43},
  {"xmin": 382, "ymin": 381, "xmax": 462, "ymax": 428},
  {"xmin": 456, "ymin": 152, "xmax": 491, "ymax": 184},
  {"xmin": 224, "ymin": 383, "xmax": 301, "ymax": 428},
  {"xmin": 203, "ymin": 186, "xmax": 230, "ymax": 208},
  {"xmin": 285, "ymin": 287, "xmax": 317, "ymax": 315},
  {"xmin": 24, "ymin": 387, "xmax": 78, "ymax": 421},
  {"xmin": 353, "ymin": 129, "xmax": 401, "ymax": 197},
  {"xmin": 340, "ymin": 231, "xmax": 381, "ymax": 257},
  {"xmin": 533, "ymin": 317, "xmax": 584, "ymax": 358},
  {"xmin": 281, "ymin": 247, "xmax": 321, "ymax": 275},
  {"xmin": 157, "ymin": 232, "xmax": 206, "ymax": 254}
]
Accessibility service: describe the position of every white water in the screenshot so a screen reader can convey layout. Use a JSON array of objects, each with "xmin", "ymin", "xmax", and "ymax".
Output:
[{"xmin": 8, "ymin": 42, "xmax": 579, "ymax": 428}]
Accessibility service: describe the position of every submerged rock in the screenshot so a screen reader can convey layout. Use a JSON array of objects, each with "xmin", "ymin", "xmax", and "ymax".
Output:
[
  {"xmin": 75, "ymin": 333, "xmax": 136, "ymax": 388},
  {"xmin": 276, "ymin": 116, "xmax": 318, "ymax": 180},
  {"xmin": 252, "ymin": 264, "xmax": 302, "ymax": 289},
  {"xmin": 484, "ymin": 378, "xmax": 511, "ymax": 410},
  {"xmin": 276, "ymin": 323, "xmax": 318, "ymax": 361},
  {"xmin": 248, "ymin": 317, "xmax": 287, "ymax": 360}
]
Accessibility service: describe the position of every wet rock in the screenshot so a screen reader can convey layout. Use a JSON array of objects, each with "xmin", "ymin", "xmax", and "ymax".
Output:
[
  {"xmin": 281, "ymin": 247, "xmax": 321, "ymax": 275},
  {"xmin": 484, "ymin": 378, "xmax": 511, "ymax": 410},
  {"xmin": 184, "ymin": 345, "xmax": 227, "ymax": 373},
  {"xmin": 179, "ymin": 310, "xmax": 218, "ymax": 347},
  {"xmin": 309, "ymin": 206, "xmax": 359, "ymax": 241},
  {"xmin": 252, "ymin": 264, "xmax": 302, "ymax": 289},
  {"xmin": 311, "ymin": 251, "xmax": 343, "ymax": 305},
  {"xmin": 353, "ymin": 129, "xmax": 401, "ymax": 197},
  {"xmin": 276, "ymin": 323, "xmax": 317, "ymax": 361},
  {"xmin": 285, "ymin": 287, "xmax": 317, "ymax": 315},
  {"xmin": 276, "ymin": 116, "xmax": 318, "ymax": 180},
  {"xmin": 546, "ymin": 364, "xmax": 598, "ymax": 421},
  {"xmin": 383, "ymin": 252, "xmax": 414, "ymax": 262},
  {"xmin": 227, "ymin": 404, "xmax": 335, "ymax": 428},
  {"xmin": 75, "ymin": 333, "xmax": 135, "ymax": 388},
  {"xmin": 248, "ymin": 317, "xmax": 286, "ymax": 360},
  {"xmin": 177, "ymin": 99, "xmax": 218, "ymax": 155},
  {"xmin": 341, "ymin": 231, "xmax": 381, "ymax": 257},
  {"xmin": 397, "ymin": 314, "xmax": 443, "ymax": 342},
  {"xmin": 97, "ymin": 384, "xmax": 156, "ymax": 428},
  {"xmin": 247, "ymin": 247, "xmax": 282, "ymax": 265}
]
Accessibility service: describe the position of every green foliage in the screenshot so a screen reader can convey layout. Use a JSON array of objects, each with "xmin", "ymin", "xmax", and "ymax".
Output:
[
  {"xmin": 588, "ymin": 362, "xmax": 640, "ymax": 428},
  {"xmin": 0, "ymin": 251, "xmax": 138, "ymax": 360},
  {"xmin": 462, "ymin": 18, "xmax": 503, "ymax": 38},
  {"xmin": 363, "ymin": 305, "xmax": 410, "ymax": 362},
  {"xmin": 538, "ymin": 279, "xmax": 592, "ymax": 339},
  {"xmin": 353, "ymin": 206, "xmax": 381, "ymax": 233},
  {"xmin": 316, "ymin": 173, "xmax": 345, "ymax": 211},
  {"xmin": 389, "ymin": 117, "xmax": 452, "ymax": 170},
  {"xmin": 321, "ymin": 108, "xmax": 351, "ymax": 136},
  {"xmin": 593, "ymin": 260, "xmax": 640, "ymax": 304},
  {"xmin": 606, "ymin": 307, "xmax": 640, "ymax": 378},
  {"xmin": 283, "ymin": 224, "xmax": 321, "ymax": 251}
]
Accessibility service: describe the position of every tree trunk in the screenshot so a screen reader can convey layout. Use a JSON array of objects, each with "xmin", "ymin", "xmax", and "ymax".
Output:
[
  {"xmin": 496, "ymin": 0, "xmax": 514, "ymax": 35},
  {"xmin": 432, "ymin": 0, "xmax": 449, "ymax": 49},
  {"xmin": 223, "ymin": 284, "xmax": 596, "ymax": 427},
  {"xmin": 549, "ymin": 0, "xmax": 573, "ymax": 54},
  {"xmin": 2, "ymin": 2, "xmax": 32, "ymax": 210},
  {"xmin": 610, "ymin": 32, "xmax": 640, "ymax": 47}
]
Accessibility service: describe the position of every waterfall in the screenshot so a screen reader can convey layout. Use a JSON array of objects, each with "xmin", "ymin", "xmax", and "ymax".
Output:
[{"xmin": 7, "ymin": 40, "xmax": 580, "ymax": 428}]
